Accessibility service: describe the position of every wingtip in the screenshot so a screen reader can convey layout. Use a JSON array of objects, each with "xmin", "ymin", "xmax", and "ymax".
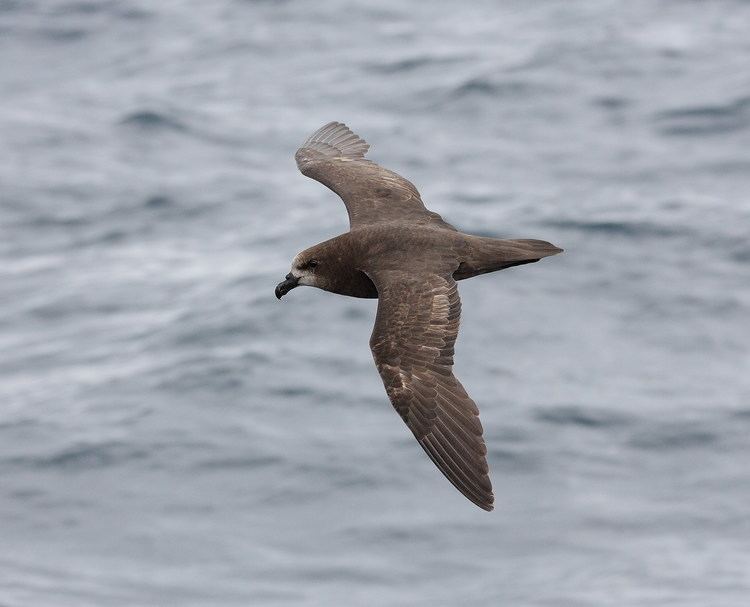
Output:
[
  {"xmin": 475, "ymin": 495, "xmax": 495, "ymax": 512},
  {"xmin": 298, "ymin": 121, "xmax": 370, "ymax": 161}
]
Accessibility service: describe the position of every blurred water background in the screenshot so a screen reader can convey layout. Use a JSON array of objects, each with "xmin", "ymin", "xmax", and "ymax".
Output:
[{"xmin": 1, "ymin": 1, "xmax": 750, "ymax": 605}]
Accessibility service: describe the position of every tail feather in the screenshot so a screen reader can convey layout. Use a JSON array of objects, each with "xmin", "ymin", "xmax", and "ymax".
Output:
[{"xmin": 454, "ymin": 236, "xmax": 562, "ymax": 280}]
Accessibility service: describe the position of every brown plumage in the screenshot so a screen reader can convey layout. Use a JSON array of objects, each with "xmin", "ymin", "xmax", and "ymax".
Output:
[{"xmin": 276, "ymin": 122, "xmax": 562, "ymax": 511}]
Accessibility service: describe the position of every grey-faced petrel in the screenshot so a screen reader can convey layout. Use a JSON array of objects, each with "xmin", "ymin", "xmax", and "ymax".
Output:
[{"xmin": 276, "ymin": 122, "xmax": 562, "ymax": 511}]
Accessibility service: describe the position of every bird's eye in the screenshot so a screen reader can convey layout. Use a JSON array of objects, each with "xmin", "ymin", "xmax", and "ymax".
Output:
[{"xmin": 307, "ymin": 259, "xmax": 319, "ymax": 268}]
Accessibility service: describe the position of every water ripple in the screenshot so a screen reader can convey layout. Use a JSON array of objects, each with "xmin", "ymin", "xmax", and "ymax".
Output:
[
  {"xmin": 654, "ymin": 96, "xmax": 750, "ymax": 136},
  {"xmin": 534, "ymin": 405, "xmax": 634, "ymax": 429},
  {"xmin": 119, "ymin": 110, "xmax": 189, "ymax": 133}
]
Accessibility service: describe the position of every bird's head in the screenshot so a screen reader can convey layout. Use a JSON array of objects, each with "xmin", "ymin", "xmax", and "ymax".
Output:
[{"xmin": 275, "ymin": 245, "xmax": 330, "ymax": 299}]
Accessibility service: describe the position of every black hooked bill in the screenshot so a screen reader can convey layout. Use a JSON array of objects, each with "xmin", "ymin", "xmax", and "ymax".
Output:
[{"xmin": 275, "ymin": 273, "xmax": 299, "ymax": 299}]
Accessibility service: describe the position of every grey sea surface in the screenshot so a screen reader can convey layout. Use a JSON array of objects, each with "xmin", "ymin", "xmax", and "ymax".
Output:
[{"xmin": 2, "ymin": 1, "xmax": 750, "ymax": 605}]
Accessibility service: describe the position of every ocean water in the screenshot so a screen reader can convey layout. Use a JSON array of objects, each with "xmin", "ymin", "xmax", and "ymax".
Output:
[{"xmin": 1, "ymin": 1, "xmax": 749, "ymax": 605}]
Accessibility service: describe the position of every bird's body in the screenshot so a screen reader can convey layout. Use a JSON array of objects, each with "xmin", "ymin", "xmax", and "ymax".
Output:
[{"xmin": 276, "ymin": 122, "xmax": 562, "ymax": 511}]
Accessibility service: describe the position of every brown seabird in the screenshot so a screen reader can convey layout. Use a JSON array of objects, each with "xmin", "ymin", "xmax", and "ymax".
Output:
[{"xmin": 276, "ymin": 122, "xmax": 562, "ymax": 511}]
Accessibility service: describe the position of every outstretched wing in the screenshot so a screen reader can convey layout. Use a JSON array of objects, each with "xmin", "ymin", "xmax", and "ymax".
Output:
[
  {"xmin": 295, "ymin": 122, "xmax": 456, "ymax": 231},
  {"xmin": 367, "ymin": 269, "xmax": 494, "ymax": 511}
]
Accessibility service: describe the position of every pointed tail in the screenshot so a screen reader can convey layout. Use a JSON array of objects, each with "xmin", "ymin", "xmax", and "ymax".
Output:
[{"xmin": 454, "ymin": 236, "xmax": 563, "ymax": 280}]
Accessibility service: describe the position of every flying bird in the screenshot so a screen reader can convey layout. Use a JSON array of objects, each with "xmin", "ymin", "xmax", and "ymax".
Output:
[{"xmin": 276, "ymin": 122, "xmax": 562, "ymax": 511}]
